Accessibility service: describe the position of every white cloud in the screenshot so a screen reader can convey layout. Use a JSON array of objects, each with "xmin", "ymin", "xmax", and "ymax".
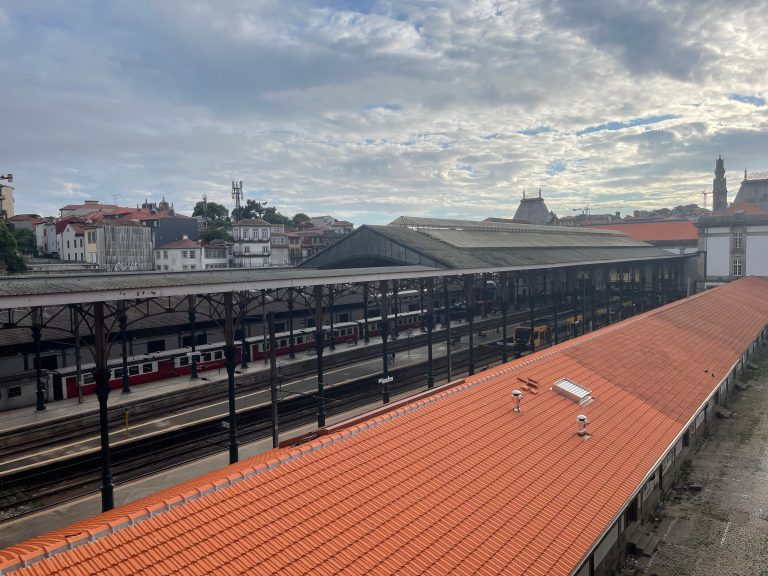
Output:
[{"xmin": 0, "ymin": 0, "xmax": 765, "ymax": 222}]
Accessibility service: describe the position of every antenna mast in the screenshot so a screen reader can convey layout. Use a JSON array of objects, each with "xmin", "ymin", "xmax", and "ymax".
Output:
[
  {"xmin": 702, "ymin": 189, "xmax": 710, "ymax": 211},
  {"xmin": 231, "ymin": 180, "xmax": 243, "ymax": 222}
]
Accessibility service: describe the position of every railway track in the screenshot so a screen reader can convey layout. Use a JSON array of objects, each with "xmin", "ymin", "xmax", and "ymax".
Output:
[{"xmin": 0, "ymin": 347, "xmax": 501, "ymax": 523}]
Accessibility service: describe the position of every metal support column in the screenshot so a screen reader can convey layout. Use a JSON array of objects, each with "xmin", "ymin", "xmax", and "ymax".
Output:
[
  {"xmin": 363, "ymin": 282, "xmax": 370, "ymax": 344},
  {"xmin": 444, "ymin": 278, "xmax": 452, "ymax": 381},
  {"xmin": 380, "ymin": 280, "xmax": 391, "ymax": 404},
  {"xmin": 93, "ymin": 301, "xmax": 114, "ymax": 511},
  {"xmin": 426, "ymin": 277, "xmax": 434, "ymax": 389},
  {"xmin": 268, "ymin": 311, "xmax": 279, "ymax": 448},
  {"xmin": 501, "ymin": 272, "xmax": 509, "ymax": 363},
  {"xmin": 188, "ymin": 295, "xmax": 198, "ymax": 379},
  {"xmin": 466, "ymin": 275, "xmax": 475, "ymax": 375},
  {"xmin": 528, "ymin": 271, "xmax": 536, "ymax": 353},
  {"xmin": 240, "ymin": 295, "xmax": 249, "ymax": 369},
  {"xmin": 71, "ymin": 304, "xmax": 83, "ymax": 403},
  {"xmin": 605, "ymin": 266, "xmax": 612, "ymax": 326},
  {"xmin": 553, "ymin": 279, "xmax": 560, "ymax": 345},
  {"xmin": 32, "ymin": 307, "xmax": 45, "ymax": 411},
  {"xmin": 329, "ymin": 285, "xmax": 335, "ymax": 351},
  {"xmin": 224, "ymin": 292, "xmax": 239, "ymax": 464},
  {"xmin": 313, "ymin": 285, "xmax": 326, "ymax": 427},
  {"xmin": 392, "ymin": 280, "xmax": 399, "ymax": 339},
  {"xmin": 288, "ymin": 287, "xmax": 296, "ymax": 358},
  {"xmin": 119, "ymin": 302, "xmax": 130, "ymax": 394}
]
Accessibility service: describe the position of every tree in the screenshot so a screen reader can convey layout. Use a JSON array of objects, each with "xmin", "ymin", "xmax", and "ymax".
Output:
[
  {"xmin": 192, "ymin": 201, "xmax": 230, "ymax": 222},
  {"xmin": 0, "ymin": 221, "xmax": 27, "ymax": 272},
  {"xmin": 262, "ymin": 206, "xmax": 292, "ymax": 227},
  {"xmin": 240, "ymin": 200, "xmax": 267, "ymax": 220},
  {"xmin": 200, "ymin": 226, "xmax": 232, "ymax": 242},
  {"xmin": 292, "ymin": 213, "xmax": 310, "ymax": 228},
  {"xmin": 13, "ymin": 227, "xmax": 36, "ymax": 255}
]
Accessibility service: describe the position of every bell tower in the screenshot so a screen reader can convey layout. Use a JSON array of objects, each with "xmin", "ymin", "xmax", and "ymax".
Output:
[{"xmin": 712, "ymin": 155, "xmax": 728, "ymax": 212}]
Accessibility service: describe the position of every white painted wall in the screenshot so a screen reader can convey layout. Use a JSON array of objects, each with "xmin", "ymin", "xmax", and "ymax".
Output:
[
  {"xmin": 746, "ymin": 235, "xmax": 768, "ymax": 276},
  {"xmin": 706, "ymin": 235, "xmax": 730, "ymax": 276}
]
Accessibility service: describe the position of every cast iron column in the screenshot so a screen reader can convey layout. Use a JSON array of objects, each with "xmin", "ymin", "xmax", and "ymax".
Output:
[
  {"xmin": 268, "ymin": 311, "xmax": 279, "ymax": 448},
  {"xmin": 380, "ymin": 280, "xmax": 391, "ymax": 403},
  {"xmin": 32, "ymin": 307, "xmax": 45, "ymax": 411},
  {"xmin": 119, "ymin": 302, "xmax": 130, "ymax": 394},
  {"xmin": 329, "ymin": 285, "xmax": 335, "ymax": 351},
  {"xmin": 528, "ymin": 271, "xmax": 536, "ymax": 353},
  {"xmin": 605, "ymin": 266, "xmax": 612, "ymax": 326},
  {"xmin": 93, "ymin": 301, "xmax": 114, "ymax": 511},
  {"xmin": 444, "ymin": 278, "xmax": 452, "ymax": 381},
  {"xmin": 466, "ymin": 275, "xmax": 475, "ymax": 375},
  {"xmin": 314, "ymin": 285, "xmax": 326, "ymax": 427},
  {"xmin": 426, "ymin": 277, "xmax": 434, "ymax": 389},
  {"xmin": 72, "ymin": 304, "xmax": 84, "ymax": 403},
  {"xmin": 363, "ymin": 282, "xmax": 370, "ymax": 344},
  {"xmin": 188, "ymin": 295, "xmax": 198, "ymax": 379},
  {"xmin": 287, "ymin": 287, "xmax": 295, "ymax": 358},
  {"xmin": 240, "ymin": 295, "xmax": 249, "ymax": 369},
  {"xmin": 501, "ymin": 272, "xmax": 509, "ymax": 363},
  {"xmin": 224, "ymin": 292, "xmax": 239, "ymax": 464},
  {"xmin": 392, "ymin": 280, "xmax": 399, "ymax": 339}
]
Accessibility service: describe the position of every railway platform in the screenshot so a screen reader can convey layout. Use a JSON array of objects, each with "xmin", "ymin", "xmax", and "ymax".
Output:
[{"xmin": 0, "ymin": 330, "xmax": 479, "ymax": 548}]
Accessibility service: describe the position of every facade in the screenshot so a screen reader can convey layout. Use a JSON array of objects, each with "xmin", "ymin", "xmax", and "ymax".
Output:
[
  {"xmin": 229, "ymin": 219, "xmax": 271, "ymax": 268},
  {"xmin": 6, "ymin": 214, "xmax": 40, "ymax": 231},
  {"xmin": 56, "ymin": 221, "xmax": 85, "ymax": 262},
  {"xmin": 33, "ymin": 219, "xmax": 58, "ymax": 256},
  {"xmin": 0, "ymin": 185, "xmax": 14, "ymax": 219},
  {"xmin": 503, "ymin": 189, "xmax": 557, "ymax": 225},
  {"xmin": 269, "ymin": 224, "xmax": 290, "ymax": 266},
  {"xmin": 155, "ymin": 238, "xmax": 230, "ymax": 271},
  {"xmin": 83, "ymin": 222, "xmax": 154, "ymax": 271},
  {"xmin": 712, "ymin": 155, "xmax": 728, "ymax": 213},
  {"xmin": 697, "ymin": 211, "xmax": 768, "ymax": 289}
]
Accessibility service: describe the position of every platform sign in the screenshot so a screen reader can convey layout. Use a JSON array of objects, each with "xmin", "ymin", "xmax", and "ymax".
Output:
[
  {"xmin": 378, "ymin": 376, "xmax": 394, "ymax": 384},
  {"xmin": 221, "ymin": 420, "xmax": 231, "ymax": 429}
]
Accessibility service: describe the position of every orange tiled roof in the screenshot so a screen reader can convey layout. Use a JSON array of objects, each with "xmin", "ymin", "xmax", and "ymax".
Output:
[
  {"xmin": 725, "ymin": 202, "xmax": 768, "ymax": 215},
  {"xmin": 588, "ymin": 220, "xmax": 698, "ymax": 242},
  {"xmin": 2, "ymin": 277, "xmax": 768, "ymax": 576}
]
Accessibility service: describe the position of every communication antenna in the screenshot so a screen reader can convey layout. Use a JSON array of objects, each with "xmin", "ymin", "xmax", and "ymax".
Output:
[
  {"xmin": 701, "ymin": 189, "xmax": 710, "ymax": 211},
  {"xmin": 113, "ymin": 193, "xmax": 120, "ymax": 205},
  {"xmin": 232, "ymin": 180, "xmax": 243, "ymax": 222}
]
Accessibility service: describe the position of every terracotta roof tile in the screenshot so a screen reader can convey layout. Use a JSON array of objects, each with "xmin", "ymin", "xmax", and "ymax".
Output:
[
  {"xmin": 588, "ymin": 220, "xmax": 698, "ymax": 242},
  {"xmin": 3, "ymin": 278, "xmax": 768, "ymax": 575}
]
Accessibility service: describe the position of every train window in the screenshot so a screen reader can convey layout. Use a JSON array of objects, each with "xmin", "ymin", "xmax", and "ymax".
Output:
[
  {"xmin": 214, "ymin": 351, "xmax": 223, "ymax": 360},
  {"xmin": 82, "ymin": 373, "xmax": 95, "ymax": 385},
  {"xmin": 280, "ymin": 339, "xmax": 287, "ymax": 347},
  {"xmin": 115, "ymin": 369, "xmax": 124, "ymax": 378},
  {"xmin": 142, "ymin": 363, "xmax": 153, "ymax": 373},
  {"xmin": 179, "ymin": 357, "xmax": 189, "ymax": 367},
  {"xmin": 297, "ymin": 337, "xmax": 303, "ymax": 344},
  {"xmin": 203, "ymin": 353, "xmax": 212, "ymax": 362},
  {"xmin": 8, "ymin": 387, "xmax": 21, "ymax": 398},
  {"xmin": 129, "ymin": 366, "xmax": 139, "ymax": 376}
]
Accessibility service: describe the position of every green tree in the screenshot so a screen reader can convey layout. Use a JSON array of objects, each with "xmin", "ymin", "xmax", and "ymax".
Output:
[
  {"xmin": 0, "ymin": 221, "xmax": 27, "ymax": 272},
  {"xmin": 240, "ymin": 200, "xmax": 267, "ymax": 220},
  {"xmin": 291, "ymin": 213, "xmax": 310, "ymax": 228},
  {"xmin": 192, "ymin": 201, "xmax": 230, "ymax": 222},
  {"xmin": 262, "ymin": 206, "xmax": 292, "ymax": 227},
  {"xmin": 13, "ymin": 227, "xmax": 36, "ymax": 255},
  {"xmin": 200, "ymin": 226, "xmax": 232, "ymax": 242}
]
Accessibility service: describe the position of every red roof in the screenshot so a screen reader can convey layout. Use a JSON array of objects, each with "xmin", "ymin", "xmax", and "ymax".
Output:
[
  {"xmin": 2, "ymin": 277, "xmax": 767, "ymax": 576},
  {"xmin": 588, "ymin": 220, "xmax": 698, "ymax": 242},
  {"xmin": 157, "ymin": 239, "xmax": 201, "ymax": 250},
  {"xmin": 725, "ymin": 202, "xmax": 768, "ymax": 215}
]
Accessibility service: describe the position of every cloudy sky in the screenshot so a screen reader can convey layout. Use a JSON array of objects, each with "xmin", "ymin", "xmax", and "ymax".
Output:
[{"xmin": 1, "ymin": 0, "xmax": 766, "ymax": 224}]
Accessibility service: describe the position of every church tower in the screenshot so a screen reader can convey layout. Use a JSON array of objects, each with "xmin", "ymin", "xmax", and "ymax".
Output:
[{"xmin": 712, "ymin": 155, "xmax": 728, "ymax": 212}]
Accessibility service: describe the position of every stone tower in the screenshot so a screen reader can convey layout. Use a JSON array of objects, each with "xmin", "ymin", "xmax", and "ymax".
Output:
[{"xmin": 712, "ymin": 155, "xmax": 728, "ymax": 213}]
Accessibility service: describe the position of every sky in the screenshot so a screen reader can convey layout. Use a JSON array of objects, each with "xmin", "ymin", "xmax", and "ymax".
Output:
[{"xmin": 0, "ymin": 0, "xmax": 766, "ymax": 224}]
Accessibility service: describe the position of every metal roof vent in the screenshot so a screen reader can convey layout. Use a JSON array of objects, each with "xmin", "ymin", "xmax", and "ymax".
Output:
[
  {"xmin": 576, "ymin": 414, "xmax": 591, "ymax": 438},
  {"xmin": 552, "ymin": 378, "xmax": 592, "ymax": 405},
  {"xmin": 512, "ymin": 389, "xmax": 522, "ymax": 412}
]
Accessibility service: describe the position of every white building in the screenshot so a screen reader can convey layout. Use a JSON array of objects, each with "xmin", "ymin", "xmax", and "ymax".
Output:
[
  {"xmin": 57, "ymin": 221, "xmax": 85, "ymax": 262},
  {"xmin": 154, "ymin": 238, "xmax": 230, "ymax": 271},
  {"xmin": 269, "ymin": 224, "xmax": 290, "ymax": 267},
  {"xmin": 83, "ymin": 221, "xmax": 154, "ymax": 271},
  {"xmin": 229, "ymin": 219, "xmax": 271, "ymax": 268},
  {"xmin": 34, "ymin": 219, "xmax": 58, "ymax": 256},
  {"xmin": 698, "ymin": 209, "xmax": 768, "ymax": 289}
]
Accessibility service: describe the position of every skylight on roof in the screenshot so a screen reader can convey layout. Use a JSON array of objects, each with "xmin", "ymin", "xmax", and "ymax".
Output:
[{"xmin": 552, "ymin": 378, "xmax": 592, "ymax": 405}]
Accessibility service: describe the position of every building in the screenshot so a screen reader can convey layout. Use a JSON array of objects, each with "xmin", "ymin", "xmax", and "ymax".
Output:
[
  {"xmin": 56, "ymin": 220, "xmax": 85, "ymax": 262},
  {"xmin": 712, "ymin": 154, "xmax": 728, "ymax": 213},
  {"xmin": 154, "ymin": 238, "xmax": 229, "ymax": 271},
  {"xmin": 33, "ymin": 219, "xmax": 58, "ymax": 256},
  {"xmin": 733, "ymin": 169, "xmax": 768, "ymax": 211},
  {"xmin": 59, "ymin": 200, "xmax": 119, "ymax": 219},
  {"xmin": 228, "ymin": 219, "xmax": 271, "ymax": 268},
  {"xmin": 489, "ymin": 189, "xmax": 557, "ymax": 225},
  {"xmin": 6, "ymin": 214, "xmax": 40, "ymax": 231},
  {"xmin": 696, "ymin": 208, "xmax": 768, "ymax": 289},
  {"xmin": 269, "ymin": 224, "xmax": 290, "ymax": 267},
  {"xmin": 0, "ymin": 185, "xmax": 14, "ymax": 220},
  {"xmin": 2, "ymin": 278, "xmax": 765, "ymax": 576},
  {"xmin": 82, "ymin": 221, "xmax": 154, "ymax": 272}
]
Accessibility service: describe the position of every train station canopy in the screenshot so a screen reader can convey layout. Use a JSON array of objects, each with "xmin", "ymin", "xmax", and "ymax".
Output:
[
  {"xmin": 301, "ymin": 217, "xmax": 679, "ymax": 269},
  {"xmin": 3, "ymin": 277, "xmax": 766, "ymax": 576}
]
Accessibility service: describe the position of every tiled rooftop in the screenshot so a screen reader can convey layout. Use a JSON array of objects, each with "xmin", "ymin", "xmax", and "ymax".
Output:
[
  {"xmin": 588, "ymin": 220, "xmax": 698, "ymax": 242},
  {"xmin": 2, "ymin": 277, "xmax": 767, "ymax": 575}
]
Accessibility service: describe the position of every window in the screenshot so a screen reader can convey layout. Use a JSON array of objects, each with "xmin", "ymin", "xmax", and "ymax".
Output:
[
  {"xmin": 8, "ymin": 387, "xmax": 21, "ymax": 398},
  {"xmin": 115, "ymin": 368, "xmax": 124, "ymax": 378},
  {"xmin": 182, "ymin": 265, "xmax": 188, "ymax": 270},
  {"xmin": 263, "ymin": 246, "xmax": 269, "ymax": 254},
  {"xmin": 82, "ymin": 373, "xmax": 95, "ymax": 385},
  {"xmin": 156, "ymin": 251, "xmax": 161, "ymax": 259},
  {"xmin": 128, "ymin": 365, "xmax": 139, "ymax": 376},
  {"xmin": 163, "ymin": 265, "xmax": 169, "ymax": 270},
  {"xmin": 79, "ymin": 238, "xmax": 83, "ymax": 247},
  {"xmin": 733, "ymin": 256, "xmax": 743, "ymax": 277},
  {"xmin": 156, "ymin": 265, "xmax": 161, "ymax": 270},
  {"xmin": 182, "ymin": 250, "xmax": 188, "ymax": 258},
  {"xmin": 733, "ymin": 231, "xmax": 744, "ymax": 249},
  {"xmin": 88, "ymin": 231, "xmax": 97, "ymax": 243},
  {"xmin": 67, "ymin": 240, "xmax": 70, "ymax": 249},
  {"xmin": 214, "ymin": 351, "xmax": 223, "ymax": 360},
  {"xmin": 163, "ymin": 250, "xmax": 168, "ymax": 259},
  {"xmin": 142, "ymin": 363, "xmax": 153, "ymax": 373},
  {"xmin": 179, "ymin": 356, "xmax": 189, "ymax": 367},
  {"xmin": 244, "ymin": 245, "xmax": 250, "ymax": 254},
  {"xmin": 190, "ymin": 265, "xmax": 196, "ymax": 270},
  {"xmin": 189, "ymin": 250, "xmax": 196, "ymax": 258}
]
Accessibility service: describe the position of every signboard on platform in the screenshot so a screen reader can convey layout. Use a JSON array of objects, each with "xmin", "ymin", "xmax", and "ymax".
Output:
[{"xmin": 378, "ymin": 376, "xmax": 394, "ymax": 384}]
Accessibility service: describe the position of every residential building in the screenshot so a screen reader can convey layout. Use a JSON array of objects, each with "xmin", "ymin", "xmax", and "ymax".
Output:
[
  {"xmin": 0, "ymin": 185, "xmax": 14, "ymax": 219},
  {"xmin": 56, "ymin": 220, "xmax": 85, "ymax": 262},
  {"xmin": 269, "ymin": 224, "xmax": 290, "ymax": 267},
  {"xmin": 697, "ymin": 206, "xmax": 768, "ymax": 289},
  {"xmin": 33, "ymin": 218, "xmax": 58, "ymax": 256},
  {"xmin": 59, "ymin": 200, "xmax": 119, "ymax": 218},
  {"xmin": 733, "ymin": 169, "xmax": 768, "ymax": 211},
  {"xmin": 6, "ymin": 214, "xmax": 41, "ymax": 231},
  {"xmin": 291, "ymin": 216, "xmax": 354, "ymax": 264},
  {"xmin": 154, "ymin": 238, "xmax": 230, "ymax": 271},
  {"xmin": 229, "ymin": 219, "xmax": 271, "ymax": 268},
  {"xmin": 82, "ymin": 221, "xmax": 154, "ymax": 271}
]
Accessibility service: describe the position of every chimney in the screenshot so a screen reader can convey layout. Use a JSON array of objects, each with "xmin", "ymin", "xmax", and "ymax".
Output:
[{"xmin": 512, "ymin": 389, "xmax": 522, "ymax": 412}]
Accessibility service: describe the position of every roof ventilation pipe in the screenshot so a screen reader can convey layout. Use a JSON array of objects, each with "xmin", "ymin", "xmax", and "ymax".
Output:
[
  {"xmin": 512, "ymin": 389, "xmax": 522, "ymax": 412},
  {"xmin": 576, "ymin": 414, "xmax": 589, "ymax": 437}
]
